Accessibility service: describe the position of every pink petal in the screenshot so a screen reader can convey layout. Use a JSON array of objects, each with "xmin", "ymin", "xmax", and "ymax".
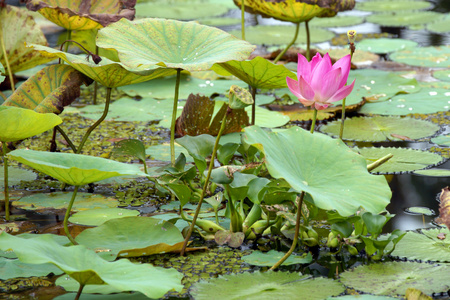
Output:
[
  {"xmin": 327, "ymin": 79, "xmax": 356, "ymax": 103},
  {"xmin": 286, "ymin": 76, "xmax": 304, "ymax": 100},
  {"xmin": 314, "ymin": 103, "xmax": 329, "ymax": 110},
  {"xmin": 297, "ymin": 54, "xmax": 311, "ymax": 82},
  {"xmin": 299, "ymin": 98, "xmax": 315, "ymax": 107},
  {"xmin": 332, "ymin": 54, "xmax": 352, "ymax": 88},
  {"xmin": 298, "ymin": 76, "xmax": 315, "ymax": 101},
  {"xmin": 311, "ymin": 53, "xmax": 332, "ymax": 92},
  {"xmin": 310, "ymin": 52, "xmax": 322, "ymax": 72},
  {"xmin": 319, "ymin": 68, "xmax": 343, "ymax": 100}
]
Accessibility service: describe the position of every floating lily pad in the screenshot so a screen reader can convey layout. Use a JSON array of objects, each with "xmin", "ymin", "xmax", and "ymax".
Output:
[
  {"xmin": 356, "ymin": 0, "xmax": 432, "ymax": 12},
  {"xmin": 320, "ymin": 116, "xmax": 440, "ymax": 142},
  {"xmin": 242, "ymin": 250, "xmax": 312, "ymax": 266},
  {"xmin": 427, "ymin": 14, "xmax": 450, "ymax": 34},
  {"xmin": 414, "ymin": 169, "xmax": 450, "ymax": 177},
  {"xmin": 135, "ymin": 2, "xmax": 229, "ymax": 20},
  {"xmin": 246, "ymin": 105, "xmax": 290, "ymax": 128},
  {"xmin": 191, "ymin": 271, "xmax": 345, "ymax": 300},
  {"xmin": 366, "ymin": 11, "xmax": 443, "ymax": 27},
  {"xmin": 404, "ymin": 206, "xmax": 435, "ymax": 216},
  {"xmin": 432, "ymin": 69, "xmax": 450, "ymax": 82},
  {"xmin": 357, "ymin": 38, "xmax": 418, "ymax": 54},
  {"xmin": 390, "ymin": 46, "xmax": 450, "ymax": 68},
  {"xmin": 229, "ymin": 25, "xmax": 335, "ymax": 46},
  {"xmin": 432, "ymin": 135, "xmax": 450, "ymax": 146},
  {"xmin": 0, "ymin": 257, "xmax": 63, "ymax": 280},
  {"xmin": 391, "ymin": 228, "xmax": 450, "ymax": 262},
  {"xmin": 309, "ymin": 15, "xmax": 364, "ymax": 28},
  {"xmin": 359, "ymin": 88, "xmax": 450, "ymax": 115},
  {"xmin": 75, "ymin": 217, "xmax": 184, "ymax": 258},
  {"xmin": 356, "ymin": 147, "xmax": 443, "ymax": 174},
  {"xmin": 0, "ymin": 166, "xmax": 36, "ymax": 187},
  {"xmin": 69, "ymin": 208, "xmax": 140, "ymax": 226},
  {"xmin": 198, "ymin": 17, "xmax": 241, "ymax": 27},
  {"xmin": 326, "ymin": 296, "xmax": 399, "ymax": 300},
  {"xmin": 12, "ymin": 192, "xmax": 119, "ymax": 212},
  {"xmin": 146, "ymin": 143, "xmax": 192, "ymax": 162},
  {"xmin": 339, "ymin": 262, "xmax": 450, "ymax": 296},
  {"xmin": 244, "ymin": 126, "xmax": 391, "ymax": 216}
]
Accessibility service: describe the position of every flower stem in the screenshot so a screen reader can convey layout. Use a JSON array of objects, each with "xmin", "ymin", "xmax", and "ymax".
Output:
[
  {"xmin": 269, "ymin": 191, "xmax": 305, "ymax": 271},
  {"xmin": 273, "ymin": 22, "xmax": 300, "ymax": 64},
  {"xmin": 170, "ymin": 68, "xmax": 182, "ymax": 167},
  {"xmin": 241, "ymin": 1, "xmax": 245, "ymax": 40},
  {"xmin": 2, "ymin": 142, "xmax": 10, "ymax": 221},
  {"xmin": 367, "ymin": 153, "xmax": 393, "ymax": 172},
  {"xmin": 93, "ymin": 45, "xmax": 99, "ymax": 105},
  {"xmin": 55, "ymin": 126, "xmax": 78, "ymax": 153},
  {"xmin": 77, "ymin": 87, "xmax": 112, "ymax": 153},
  {"xmin": 305, "ymin": 20, "xmax": 311, "ymax": 61},
  {"xmin": 310, "ymin": 108, "xmax": 318, "ymax": 133},
  {"xmin": 250, "ymin": 85, "xmax": 256, "ymax": 125},
  {"xmin": 339, "ymin": 97, "xmax": 347, "ymax": 140},
  {"xmin": 74, "ymin": 283, "xmax": 85, "ymax": 300},
  {"xmin": 180, "ymin": 105, "xmax": 229, "ymax": 256},
  {"xmin": 63, "ymin": 185, "xmax": 79, "ymax": 245}
]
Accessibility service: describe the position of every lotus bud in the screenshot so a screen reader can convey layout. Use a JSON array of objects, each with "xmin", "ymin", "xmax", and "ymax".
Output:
[
  {"xmin": 228, "ymin": 85, "xmax": 253, "ymax": 110},
  {"xmin": 346, "ymin": 245, "xmax": 359, "ymax": 256},
  {"xmin": 347, "ymin": 30, "xmax": 357, "ymax": 44}
]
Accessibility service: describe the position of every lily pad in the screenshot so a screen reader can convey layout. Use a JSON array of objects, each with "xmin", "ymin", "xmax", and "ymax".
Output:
[
  {"xmin": 357, "ymin": 38, "xmax": 418, "ymax": 54},
  {"xmin": 146, "ymin": 143, "xmax": 192, "ymax": 162},
  {"xmin": 389, "ymin": 46, "xmax": 450, "ymax": 68},
  {"xmin": 432, "ymin": 69, "xmax": 450, "ymax": 82},
  {"xmin": 246, "ymin": 105, "xmax": 290, "ymax": 128},
  {"xmin": 339, "ymin": 261, "xmax": 450, "ymax": 296},
  {"xmin": 359, "ymin": 88, "xmax": 450, "ymax": 115},
  {"xmin": 391, "ymin": 228, "xmax": 450, "ymax": 262},
  {"xmin": 320, "ymin": 116, "xmax": 440, "ymax": 142},
  {"xmin": 242, "ymin": 250, "xmax": 312, "ymax": 266},
  {"xmin": 135, "ymin": 1, "xmax": 229, "ymax": 20},
  {"xmin": 243, "ymin": 126, "xmax": 391, "ymax": 217},
  {"xmin": 432, "ymin": 135, "xmax": 450, "ymax": 146},
  {"xmin": 198, "ymin": 17, "xmax": 241, "ymax": 27},
  {"xmin": 69, "ymin": 208, "xmax": 140, "ymax": 226},
  {"xmin": 12, "ymin": 192, "xmax": 119, "ymax": 212},
  {"xmin": 0, "ymin": 232, "xmax": 183, "ymax": 298},
  {"xmin": 356, "ymin": 0, "xmax": 432, "ymax": 12},
  {"xmin": 366, "ymin": 11, "xmax": 444, "ymax": 27},
  {"xmin": 191, "ymin": 271, "xmax": 345, "ymax": 300},
  {"xmin": 7, "ymin": 149, "xmax": 148, "ymax": 186},
  {"xmin": 56, "ymin": 275, "xmax": 122, "ymax": 295},
  {"xmin": 97, "ymin": 18, "xmax": 255, "ymax": 72},
  {"xmin": 427, "ymin": 14, "xmax": 450, "ymax": 34},
  {"xmin": 0, "ymin": 257, "xmax": 63, "ymax": 280},
  {"xmin": 356, "ymin": 147, "xmax": 443, "ymax": 174},
  {"xmin": 309, "ymin": 15, "xmax": 364, "ymax": 28},
  {"xmin": 404, "ymin": 206, "xmax": 435, "ymax": 216},
  {"xmin": 75, "ymin": 217, "xmax": 184, "ymax": 258},
  {"xmin": 414, "ymin": 169, "xmax": 450, "ymax": 177},
  {"xmin": 229, "ymin": 25, "xmax": 335, "ymax": 45},
  {"xmin": 326, "ymin": 296, "xmax": 399, "ymax": 300},
  {"xmin": 0, "ymin": 166, "xmax": 36, "ymax": 187}
]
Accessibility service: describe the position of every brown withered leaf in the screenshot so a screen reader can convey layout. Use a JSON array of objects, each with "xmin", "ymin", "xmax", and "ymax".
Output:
[
  {"xmin": 175, "ymin": 94, "xmax": 249, "ymax": 137},
  {"xmin": 437, "ymin": 187, "xmax": 450, "ymax": 230}
]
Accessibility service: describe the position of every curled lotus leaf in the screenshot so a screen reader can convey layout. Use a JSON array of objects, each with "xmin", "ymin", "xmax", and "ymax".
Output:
[
  {"xmin": 26, "ymin": 0, "xmax": 136, "ymax": 30},
  {"xmin": 2, "ymin": 64, "xmax": 92, "ymax": 114},
  {"xmin": 96, "ymin": 18, "xmax": 255, "ymax": 72},
  {"xmin": 0, "ymin": 5, "xmax": 53, "ymax": 74}
]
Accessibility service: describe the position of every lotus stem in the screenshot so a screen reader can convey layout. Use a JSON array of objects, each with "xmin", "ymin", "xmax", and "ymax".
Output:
[
  {"xmin": 55, "ymin": 126, "xmax": 78, "ymax": 153},
  {"xmin": 77, "ymin": 87, "xmax": 112, "ymax": 153},
  {"xmin": 310, "ymin": 108, "xmax": 318, "ymax": 133},
  {"xmin": 74, "ymin": 283, "xmax": 85, "ymax": 300},
  {"xmin": 305, "ymin": 19, "xmax": 311, "ymax": 61},
  {"xmin": 170, "ymin": 68, "xmax": 182, "ymax": 167},
  {"xmin": 0, "ymin": 29, "xmax": 14, "ymax": 92},
  {"xmin": 180, "ymin": 105, "xmax": 229, "ymax": 256},
  {"xmin": 64, "ymin": 30, "xmax": 71, "ymax": 53},
  {"xmin": 241, "ymin": 1, "xmax": 245, "ymax": 40},
  {"xmin": 269, "ymin": 191, "xmax": 305, "ymax": 271},
  {"xmin": 2, "ymin": 142, "xmax": 10, "ymax": 221},
  {"xmin": 273, "ymin": 22, "xmax": 300, "ymax": 64},
  {"xmin": 339, "ymin": 98, "xmax": 347, "ymax": 140},
  {"xmin": 250, "ymin": 85, "xmax": 256, "ymax": 125},
  {"xmin": 93, "ymin": 45, "xmax": 99, "ymax": 105},
  {"xmin": 367, "ymin": 153, "xmax": 393, "ymax": 172},
  {"xmin": 63, "ymin": 185, "xmax": 79, "ymax": 245}
]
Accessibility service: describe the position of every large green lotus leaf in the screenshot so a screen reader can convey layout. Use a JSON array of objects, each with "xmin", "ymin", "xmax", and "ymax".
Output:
[
  {"xmin": 0, "ymin": 5, "xmax": 53, "ymax": 74},
  {"xmin": 357, "ymin": 38, "xmax": 418, "ymax": 54},
  {"xmin": 26, "ymin": 0, "xmax": 136, "ymax": 30},
  {"xmin": 414, "ymin": 169, "xmax": 450, "ymax": 177},
  {"xmin": 30, "ymin": 45, "xmax": 176, "ymax": 88},
  {"xmin": 359, "ymin": 88, "xmax": 450, "ymax": 115},
  {"xmin": 146, "ymin": 142, "xmax": 192, "ymax": 162},
  {"xmin": 69, "ymin": 208, "xmax": 140, "ymax": 226},
  {"xmin": 117, "ymin": 75, "xmax": 247, "ymax": 99},
  {"xmin": 355, "ymin": 0, "xmax": 431, "ymax": 11},
  {"xmin": 7, "ymin": 149, "xmax": 148, "ymax": 186},
  {"xmin": 242, "ymin": 250, "xmax": 312, "ymax": 266},
  {"xmin": 56, "ymin": 275, "xmax": 122, "ymax": 295},
  {"xmin": 0, "ymin": 106, "xmax": 62, "ymax": 142},
  {"xmin": 12, "ymin": 192, "xmax": 119, "ymax": 211},
  {"xmin": 135, "ymin": 1, "xmax": 229, "ymax": 20},
  {"xmin": 229, "ymin": 25, "xmax": 335, "ymax": 45},
  {"xmin": 427, "ymin": 14, "xmax": 450, "ymax": 34},
  {"xmin": 326, "ymin": 296, "xmax": 398, "ymax": 300},
  {"xmin": 0, "ymin": 233, "xmax": 70, "ymax": 259},
  {"xmin": 339, "ymin": 262, "xmax": 450, "ymax": 296},
  {"xmin": 432, "ymin": 69, "xmax": 450, "ymax": 82},
  {"xmin": 366, "ymin": 11, "xmax": 444, "ymax": 27},
  {"xmin": 389, "ymin": 46, "xmax": 450, "ymax": 68},
  {"xmin": 75, "ymin": 217, "xmax": 184, "ymax": 258},
  {"xmin": 191, "ymin": 271, "xmax": 345, "ymax": 300},
  {"xmin": 0, "ymin": 257, "xmax": 63, "ymax": 280},
  {"xmin": 432, "ymin": 135, "xmax": 450, "ymax": 146},
  {"xmin": 78, "ymin": 97, "xmax": 174, "ymax": 122},
  {"xmin": 0, "ymin": 232, "xmax": 183, "ymax": 298},
  {"xmin": 245, "ymin": 105, "xmax": 290, "ymax": 128},
  {"xmin": 97, "ymin": 18, "xmax": 255, "ymax": 72},
  {"xmin": 243, "ymin": 126, "xmax": 391, "ymax": 216},
  {"xmin": 212, "ymin": 56, "xmax": 296, "ymax": 89},
  {"xmin": 309, "ymin": 15, "xmax": 364, "ymax": 27},
  {"xmin": 391, "ymin": 228, "xmax": 450, "ymax": 262},
  {"xmin": 0, "ymin": 166, "xmax": 36, "ymax": 187},
  {"xmin": 2, "ymin": 64, "xmax": 92, "ymax": 114},
  {"xmin": 356, "ymin": 147, "xmax": 443, "ymax": 174},
  {"xmin": 320, "ymin": 116, "xmax": 440, "ymax": 142},
  {"xmin": 70, "ymin": 29, "xmax": 119, "ymax": 62},
  {"xmin": 344, "ymin": 69, "xmax": 420, "ymax": 104}
]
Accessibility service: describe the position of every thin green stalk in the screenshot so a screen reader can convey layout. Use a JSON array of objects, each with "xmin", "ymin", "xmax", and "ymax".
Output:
[
  {"xmin": 367, "ymin": 153, "xmax": 393, "ymax": 172},
  {"xmin": 269, "ymin": 191, "xmax": 305, "ymax": 271},
  {"xmin": 0, "ymin": 29, "xmax": 14, "ymax": 92},
  {"xmin": 93, "ymin": 45, "xmax": 99, "ymax": 105},
  {"xmin": 55, "ymin": 126, "xmax": 78, "ymax": 153},
  {"xmin": 170, "ymin": 69, "xmax": 182, "ymax": 167},
  {"xmin": 180, "ymin": 107, "xmax": 229, "ymax": 256},
  {"xmin": 64, "ymin": 30, "xmax": 71, "ymax": 53},
  {"xmin": 250, "ymin": 85, "xmax": 256, "ymax": 125},
  {"xmin": 310, "ymin": 108, "xmax": 318, "ymax": 133},
  {"xmin": 63, "ymin": 185, "xmax": 79, "ymax": 245},
  {"xmin": 2, "ymin": 142, "xmax": 10, "ymax": 221},
  {"xmin": 273, "ymin": 22, "xmax": 300, "ymax": 64},
  {"xmin": 241, "ymin": 1, "xmax": 245, "ymax": 40},
  {"xmin": 77, "ymin": 87, "xmax": 112, "ymax": 153},
  {"xmin": 74, "ymin": 283, "xmax": 85, "ymax": 300},
  {"xmin": 305, "ymin": 20, "xmax": 311, "ymax": 61}
]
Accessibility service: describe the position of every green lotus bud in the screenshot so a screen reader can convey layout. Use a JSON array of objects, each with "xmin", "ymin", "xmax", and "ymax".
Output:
[
  {"xmin": 346, "ymin": 245, "xmax": 359, "ymax": 256},
  {"xmin": 228, "ymin": 85, "xmax": 253, "ymax": 110},
  {"xmin": 303, "ymin": 237, "xmax": 318, "ymax": 247},
  {"xmin": 327, "ymin": 238, "xmax": 339, "ymax": 248},
  {"xmin": 307, "ymin": 228, "xmax": 319, "ymax": 240}
]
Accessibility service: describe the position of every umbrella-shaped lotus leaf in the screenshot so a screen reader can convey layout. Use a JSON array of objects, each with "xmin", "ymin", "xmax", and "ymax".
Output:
[
  {"xmin": 29, "ymin": 44, "xmax": 176, "ymax": 88},
  {"xmin": 96, "ymin": 18, "xmax": 255, "ymax": 72},
  {"xmin": 0, "ymin": 107, "xmax": 62, "ymax": 142},
  {"xmin": 0, "ymin": 232, "xmax": 184, "ymax": 298},
  {"xmin": 3, "ymin": 64, "xmax": 92, "ymax": 114},
  {"xmin": 26, "ymin": 0, "xmax": 136, "ymax": 30},
  {"xmin": 7, "ymin": 149, "xmax": 148, "ymax": 186},
  {"xmin": 0, "ymin": 5, "xmax": 54, "ymax": 73},
  {"xmin": 243, "ymin": 126, "xmax": 391, "ymax": 216}
]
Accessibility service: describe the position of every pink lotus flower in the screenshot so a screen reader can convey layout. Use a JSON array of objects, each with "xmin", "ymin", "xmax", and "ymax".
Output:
[{"xmin": 287, "ymin": 53, "xmax": 355, "ymax": 110}]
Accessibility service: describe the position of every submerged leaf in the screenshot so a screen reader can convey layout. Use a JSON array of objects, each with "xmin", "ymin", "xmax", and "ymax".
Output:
[{"xmin": 242, "ymin": 250, "xmax": 312, "ymax": 266}]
